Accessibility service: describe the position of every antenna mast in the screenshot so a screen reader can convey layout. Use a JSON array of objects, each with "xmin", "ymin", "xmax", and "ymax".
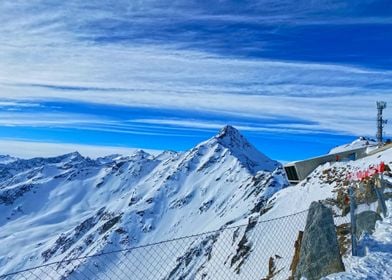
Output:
[{"xmin": 376, "ymin": 101, "xmax": 387, "ymax": 145}]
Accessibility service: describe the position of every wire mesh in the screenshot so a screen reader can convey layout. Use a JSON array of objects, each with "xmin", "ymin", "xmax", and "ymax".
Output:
[{"xmin": 0, "ymin": 209, "xmax": 349, "ymax": 280}]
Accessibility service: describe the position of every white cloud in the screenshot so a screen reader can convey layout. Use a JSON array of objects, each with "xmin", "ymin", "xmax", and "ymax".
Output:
[
  {"xmin": 129, "ymin": 118, "xmax": 334, "ymax": 135},
  {"xmin": 0, "ymin": 0, "xmax": 391, "ymax": 140},
  {"xmin": 0, "ymin": 101, "xmax": 41, "ymax": 108},
  {"xmin": 0, "ymin": 112, "xmax": 105, "ymax": 126},
  {"xmin": 0, "ymin": 49, "xmax": 391, "ymax": 137}
]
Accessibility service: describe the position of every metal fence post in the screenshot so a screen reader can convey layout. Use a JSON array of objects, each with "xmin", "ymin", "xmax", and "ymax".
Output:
[
  {"xmin": 374, "ymin": 174, "xmax": 388, "ymax": 217},
  {"xmin": 349, "ymin": 185, "xmax": 357, "ymax": 256}
]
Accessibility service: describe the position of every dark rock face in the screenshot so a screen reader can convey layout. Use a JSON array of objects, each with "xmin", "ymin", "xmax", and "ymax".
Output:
[
  {"xmin": 356, "ymin": 211, "xmax": 382, "ymax": 239},
  {"xmin": 295, "ymin": 202, "xmax": 345, "ymax": 280}
]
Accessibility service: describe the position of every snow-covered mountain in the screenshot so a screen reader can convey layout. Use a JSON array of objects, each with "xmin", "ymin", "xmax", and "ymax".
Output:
[
  {"xmin": 329, "ymin": 137, "xmax": 378, "ymax": 154},
  {"xmin": 1, "ymin": 126, "xmax": 391, "ymax": 279},
  {"xmin": 0, "ymin": 155, "xmax": 17, "ymax": 165},
  {"xmin": 0, "ymin": 126, "xmax": 288, "ymax": 279}
]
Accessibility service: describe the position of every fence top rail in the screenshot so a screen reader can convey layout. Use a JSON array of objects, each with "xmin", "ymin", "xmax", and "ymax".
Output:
[{"xmin": 0, "ymin": 209, "xmax": 310, "ymax": 278}]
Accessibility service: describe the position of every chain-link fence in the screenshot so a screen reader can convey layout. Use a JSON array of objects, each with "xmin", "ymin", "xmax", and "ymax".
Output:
[{"xmin": 0, "ymin": 209, "xmax": 353, "ymax": 280}]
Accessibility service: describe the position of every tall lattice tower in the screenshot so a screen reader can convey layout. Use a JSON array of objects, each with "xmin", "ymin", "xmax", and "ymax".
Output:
[{"xmin": 376, "ymin": 101, "xmax": 387, "ymax": 145}]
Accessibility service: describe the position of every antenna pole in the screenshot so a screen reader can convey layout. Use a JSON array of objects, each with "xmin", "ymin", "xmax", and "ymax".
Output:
[{"xmin": 376, "ymin": 101, "xmax": 387, "ymax": 145}]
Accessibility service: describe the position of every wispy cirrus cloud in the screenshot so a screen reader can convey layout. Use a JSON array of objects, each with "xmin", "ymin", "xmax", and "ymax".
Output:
[
  {"xmin": 0, "ymin": 0, "xmax": 391, "ymax": 160},
  {"xmin": 0, "ymin": 101, "xmax": 41, "ymax": 108}
]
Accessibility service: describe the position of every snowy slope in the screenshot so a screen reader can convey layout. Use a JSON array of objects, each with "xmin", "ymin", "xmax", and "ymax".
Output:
[
  {"xmin": 0, "ymin": 126, "xmax": 288, "ymax": 279},
  {"xmin": 265, "ymin": 145, "xmax": 392, "ymax": 219},
  {"xmin": 1, "ymin": 127, "xmax": 391, "ymax": 279},
  {"xmin": 329, "ymin": 137, "xmax": 378, "ymax": 154},
  {"xmin": 263, "ymin": 144, "xmax": 392, "ymax": 279},
  {"xmin": 325, "ymin": 200, "xmax": 392, "ymax": 280}
]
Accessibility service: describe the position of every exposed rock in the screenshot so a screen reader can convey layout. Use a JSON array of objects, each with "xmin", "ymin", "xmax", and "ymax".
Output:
[
  {"xmin": 289, "ymin": 231, "xmax": 303, "ymax": 279},
  {"xmin": 356, "ymin": 211, "xmax": 382, "ymax": 239},
  {"xmin": 355, "ymin": 180, "xmax": 378, "ymax": 205},
  {"xmin": 336, "ymin": 223, "xmax": 351, "ymax": 256},
  {"xmin": 99, "ymin": 215, "xmax": 122, "ymax": 234},
  {"xmin": 0, "ymin": 184, "xmax": 34, "ymax": 205},
  {"xmin": 230, "ymin": 216, "xmax": 258, "ymax": 274},
  {"xmin": 261, "ymin": 255, "xmax": 284, "ymax": 280},
  {"xmin": 42, "ymin": 208, "xmax": 106, "ymax": 261},
  {"xmin": 199, "ymin": 199, "xmax": 214, "ymax": 213},
  {"xmin": 164, "ymin": 233, "xmax": 219, "ymax": 280},
  {"xmin": 295, "ymin": 202, "xmax": 345, "ymax": 280},
  {"xmin": 169, "ymin": 192, "xmax": 194, "ymax": 209}
]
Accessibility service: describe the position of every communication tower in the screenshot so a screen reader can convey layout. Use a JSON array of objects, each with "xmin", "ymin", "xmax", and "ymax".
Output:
[{"xmin": 376, "ymin": 101, "xmax": 387, "ymax": 145}]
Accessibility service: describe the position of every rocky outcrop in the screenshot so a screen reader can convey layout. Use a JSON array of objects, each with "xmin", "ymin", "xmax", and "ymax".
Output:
[
  {"xmin": 356, "ymin": 211, "xmax": 382, "ymax": 239},
  {"xmin": 289, "ymin": 231, "xmax": 304, "ymax": 279},
  {"xmin": 295, "ymin": 202, "xmax": 345, "ymax": 280}
]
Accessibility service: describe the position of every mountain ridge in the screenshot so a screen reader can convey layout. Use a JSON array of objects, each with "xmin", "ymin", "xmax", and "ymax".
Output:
[
  {"xmin": 0, "ymin": 126, "xmax": 288, "ymax": 278},
  {"xmin": 1, "ymin": 127, "xmax": 392, "ymax": 279}
]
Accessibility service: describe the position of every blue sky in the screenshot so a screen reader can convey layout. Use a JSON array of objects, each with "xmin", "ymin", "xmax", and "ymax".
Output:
[{"xmin": 0, "ymin": 0, "xmax": 391, "ymax": 161}]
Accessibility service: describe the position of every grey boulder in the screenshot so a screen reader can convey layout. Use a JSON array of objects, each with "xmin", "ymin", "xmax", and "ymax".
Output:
[{"xmin": 295, "ymin": 202, "xmax": 345, "ymax": 280}]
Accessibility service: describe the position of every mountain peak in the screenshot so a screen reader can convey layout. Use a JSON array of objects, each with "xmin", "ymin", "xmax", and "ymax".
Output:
[
  {"xmin": 60, "ymin": 151, "xmax": 83, "ymax": 161},
  {"xmin": 0, "ymin": 155, "xmax": 17, "ymax": 164},
  {"xmin": 204, "ymin": 125, "xmax": 279, "ymax": 173},
  {"xmin": 215, "ymin": 125, "xmax": 250, "ymax": 148},
  {"xmin": 217, "ymin": 125, "xmax": 241, "ymax": 139}
]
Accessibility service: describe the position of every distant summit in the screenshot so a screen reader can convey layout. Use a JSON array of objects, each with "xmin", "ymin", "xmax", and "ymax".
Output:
[
  {"xmin": 217, "ymin": 125, "xmax": 243, "ymax": 139},
  {"xmin": 0, "ymin": 155, "xmax": 17, "ymax": 165},
  {"xmin": 212, "ymin": 125, "xmax": 278, "ymax": 173},
  {"xmin": 215, "ymin": 125, "xmax": 252, "ymax": 149}
]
